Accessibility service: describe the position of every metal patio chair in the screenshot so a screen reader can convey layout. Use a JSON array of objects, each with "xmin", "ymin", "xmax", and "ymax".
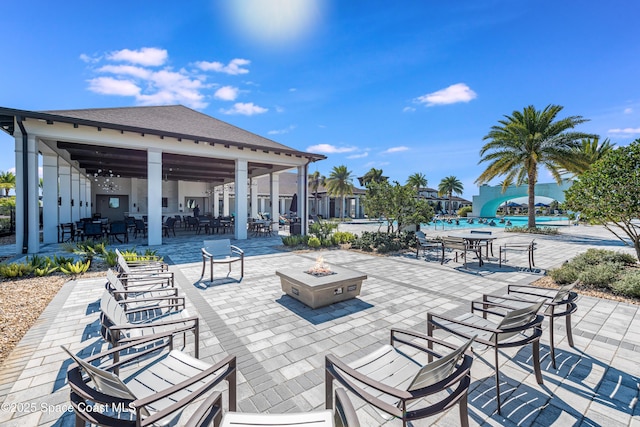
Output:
[
  {"xmin": 62, "ymin": 333, "xmax": 236, "ymax": 427},
  {"xmin": 499, "ymin": 239, "xmax": 537, "ymax": 271},
  {"xmin": 200, "ymin": 239, "xmax": 244, "ymax": 282},
  {"xmin": 325, "ymin": 329, "xmax": 474, "ymax": 427},
  {"xmin": 427, "ymin": 300, "xmax": 545, "ymax": 414},
  {"xmin": 478, "ymin": 280, "xmax": 579, "ymax": 368}
]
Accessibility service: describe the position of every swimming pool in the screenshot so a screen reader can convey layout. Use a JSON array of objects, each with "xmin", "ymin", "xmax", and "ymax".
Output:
[{"xmin": 426, "ymin": 215, "xmax": 570, "ymax": 231}]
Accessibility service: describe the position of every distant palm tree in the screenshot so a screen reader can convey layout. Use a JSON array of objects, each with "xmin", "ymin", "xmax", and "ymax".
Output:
[
  {"xmin": 0, "ymin": 171, "xmax": 16, "ymax": 196},
  {"xmin": 477, "ymin": 104, "xmax": 593, "ymax": 228},
  {"xmin": 308, "ymin": 171, "xmax": 325, "ymax": 215},
  {"xmin": 406, "ymin": 172, "xmax": 427, "ymax": 191},
  {"xmin": 438, "ymin": 176, "xmax": 463, "ymax": 214},
  {"xmin": 325, "ymin": 165, "xmax": 354, "ymax": 221},
  {"xmin": 361, "ymin": 168, "xmax": 385, "ymax": 187},
  {"xmin": 569, "ymin": 137, "xmax": 615, "ymax": 175}
]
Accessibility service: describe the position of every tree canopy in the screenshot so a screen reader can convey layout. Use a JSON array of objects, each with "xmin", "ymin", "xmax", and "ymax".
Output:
[
  {"xmin": 363, "ymin": 181, "xmax": 434, "ymax": 234},
  {"xmin": 0, "ymin": 171, "xmax": 15, "ymax": 196},
  {"xmin": 477, "ymin": 104, "xmax": 593, "ymax": 228},
  {"xmin": 406, "ymin": 172, "xmax": 427, "ymax": 190},
  {"xmin": 564, "ymin": 140, "xmax": 640, "ymax": 260},
  {"xmin": 437, "ymin": 176, "xmax": 463, "ymax": 214},
  {"xmin": 325, "ymin": 165, "xmax": 354, "ymax": 221}
]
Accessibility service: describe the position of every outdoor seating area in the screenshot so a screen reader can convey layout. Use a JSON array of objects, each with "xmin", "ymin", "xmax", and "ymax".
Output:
[{"xmin": 0, "ymin": 224, "xmax": 639, "ymax": 426}]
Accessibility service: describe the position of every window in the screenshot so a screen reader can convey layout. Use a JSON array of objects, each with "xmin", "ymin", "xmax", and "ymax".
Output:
[
  {"xmin": 109, "ymin": 197, "xmax": 120, "ymax": 209},
  {"xmin": 162, "ymin": 197, "xmax": 168, "ymax": 208}
]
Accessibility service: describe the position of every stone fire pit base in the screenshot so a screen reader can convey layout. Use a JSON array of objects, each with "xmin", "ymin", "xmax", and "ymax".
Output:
[{"xmin": 276, "ymin": 265, "xmax": 367, "ymax": 309}]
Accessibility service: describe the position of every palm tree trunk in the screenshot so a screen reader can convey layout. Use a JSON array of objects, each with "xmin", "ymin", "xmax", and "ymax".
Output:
[{"xmin": 528, "ymin": 180, "xmax": 536, "ymax": 229}]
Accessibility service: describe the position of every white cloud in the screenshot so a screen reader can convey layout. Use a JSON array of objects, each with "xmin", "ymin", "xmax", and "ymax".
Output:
[
  {"xmin": 268, "ymin": 125, "xmax": 296, "ymax": 135},
  {"xmin": 415, "ymin": 83, "xmax": 477, "ymax": 106},
  {"xmin": 214, "ymin": 86, "xmax": 239, "ymax": 101},
  {"xmin": 381, "ymin": 146, "xmax": 409, "ymax": 154},
  {"xmin": 347, "ymin": 151, "xmax": 369, "ymax": 159},
  {"xmin": 364, "ymin": 161, "xmax": 389, "ymax": 168},
  {"xmin": 221, "ymin": 102, "xmax": 268, "ymax": 115},
  {"xmin": 88, "ymin": 77, "xmax": 141, "ymax": 96},
  {"xmin": 624, "ymin": 108, "xmax": 633, "ymax": 114},
  {"xmin": 107, "ymin": 47, "xmax": 168, "ymax": 66},
  {"xmin": 97, "ymin": 65, "xmax": 152, "ymax": 79},
  {"xmin": 275, "ymin": 105, "xmax": 285, "ymax": 113},
  {"xmin": 608, "ymin": 127, "xmax": 640, "ymax": 135},
  {"xmin": 306, "ymin": 144, "xmax": 357, "ymax": 154},
  {"xmin": 289, "ymin": 88, "xmax": 297, "ymax": 92},
  {"xmin": 403, "ymin": 106, "xmax": 416, "ymax": 113},
  {"xmin": 79, "ymin": 53, "xmax": 101, "ymax": 63},
  {"xmin": 196, "ymin": 58, "xmax": 250, "ymax": 75}
]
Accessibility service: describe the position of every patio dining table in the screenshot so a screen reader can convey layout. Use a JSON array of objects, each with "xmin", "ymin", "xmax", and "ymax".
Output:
[{"xmin": 448, "ymin": 232, "xmax": 498, "ymax": 262}]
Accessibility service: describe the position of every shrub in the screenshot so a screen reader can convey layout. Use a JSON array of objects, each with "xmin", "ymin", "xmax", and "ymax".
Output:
[
  {"xmin": 350, "ymin": 231, "xmax": 410, "ymax": 253},
  {"xmin": 309, "ymin": 221, "xmax": 338, "ymax": 240},
  {"xmin": 307, "ymin": 236, "xmax": 321, "ymax": 248},
  {"xmin": 550, "ymin": 263, "xmax": 580, "ymax": 284},
  {"xmin": 505, "ymin": 226, "xmax": 559, "ymax": 235},
  {"xmin": 612, "ymin": 270, "xmax": 640, "ymax": 298},
  {"xmin": 0, "ymin": 262, "xmax": 33, "ymax": 278},
  {"xmin": 578, "ymin": 263, "xmax": 621, "ymax": 288},
  {"xmin": 458, "ymin": 206, "xmax": 472, "ymax": 217},
  {"xmin": 103, "ymin": 250, "xmax": 118, "ymax": 267},
  {"xmin": 53, "ymin": 254, "xmax": 75, "ymax": 267},
  {"xmin": 332, "ymin": 231, "xmax": 356, "ymax": 245},
  {"xmin": 281, "ymin": 235, "xmax": 309, "ymax": 247},
  {"xmin": 59, "ymin": 259, "xmax": 91, "ymax": 275}
]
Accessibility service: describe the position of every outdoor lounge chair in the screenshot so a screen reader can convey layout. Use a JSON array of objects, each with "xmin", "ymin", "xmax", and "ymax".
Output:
[
  {"xmin": 477, "ymin": 281, "xmax": 579, "ymax": 368},
  {"xmin": 99, "ymin": 290, "xmax": 199, "ymax": 356},
  {"xmin": 499, "ymin": 239, "xmax": 536, "ymax": 271},
  {"xmin": 200, "ymin": 239, "xmax": 244, "ymax": 282},
  {"xmin": 116, "ymin": 248, "xmax": 168, "ymax": 273},
  {"xmin": 106, "ymin": 269, "xmax": 178, "ymax": 305},
  {"xmin": 325, "ymin": 329, "xmax": 475, "ymax": 427},
  {"xmin": 62, "ymin": 332, "xmax": 236, "ymax": 427},
  {"xmin": 427, "ymin": 300, "xmax": 545, "ymax": 414},
  {"xmin": 415, "ymin": 231, "xmax": 443, "ymax": 260},
  {"xmin": 184, "ymin": 387, "xmax": 359, "ymax": 427}
]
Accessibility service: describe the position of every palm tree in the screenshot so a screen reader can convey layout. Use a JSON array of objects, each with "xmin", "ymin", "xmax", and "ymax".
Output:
[
  {"xmin": 438, "ymin": 176, "xmax": 463, "ymax": 215},
  {"xmin": 569, "ymin": 137, "xmax": 615, "ymax": 175},
  {"xmin": 477, "ymin": 104, "xmax": 593, "ymax": 228},
  {"xmin": 0, "ymin": 171, "xmax": 16, "ymax": 196},
  {"xmin": 361, "ymin": 168, "xmax": 385, "ymax": 187},
  {"xmin": 308, "ymin": 171, "xmax": 325, "ymax": 215},
  {"xmin": 406, "ymin": 172, "xmax": 427, "ymax": 192},
  {"xmin": 325, "ymin": 165, "xmax": 354, "ymax": 221}
]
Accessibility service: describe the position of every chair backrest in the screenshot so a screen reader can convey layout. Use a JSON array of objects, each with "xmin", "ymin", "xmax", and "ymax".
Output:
[
  {"xmin": 110, "ymin": 220, "xmax": 126, "ymax": 234},
  {"xmin": 61, "ymin": 346, "xmax": 137, "ymax": 400},
  {"xmin": 106, "ymin": 269, "xmax": 126, "ymax": 295},
  {"xmin": 496, "ymin": 300, "xmax": 544, "ymax": 340},
  {"xmin": 100, "ymin": 290, "xmax": 130, "ymax": 326},
  {"xmin": 407, "ymin": 336, "xmax": 475, "ymax": 391},
  {"xmin": 84, "ymin": 222, "xmax": 103, "ymax": 237},
  {"xmin": 552, "ymin": 280, "xmax": 578, "ymax": 303},
  {"xmin": 115, "ymin": 251, "xmax": 133, "ymax": 274},
  {"xmin": 166, "ymin": 217, "xmax": 176, "ymax": 227},
  {"xmin": 135, "ymin": 219, "xmax": 146, "ymax": 230},
  {"xmin": 442, "ymin": 236, "xmax": 467, "ymax": 249},
  {"xmin": 203, "ymin": 239, "xmax": 232, "ymax": 258}
]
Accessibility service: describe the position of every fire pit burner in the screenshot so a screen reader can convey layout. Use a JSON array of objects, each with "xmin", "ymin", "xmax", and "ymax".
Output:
[{"xmin": 305, "ymin": 256, "xmax": 336, "ymax": 277}]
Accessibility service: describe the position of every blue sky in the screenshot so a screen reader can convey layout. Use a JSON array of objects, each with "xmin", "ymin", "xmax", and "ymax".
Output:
[{"xmin": 1, "ymin": 0, "xmax": 639, "ymax": 200}]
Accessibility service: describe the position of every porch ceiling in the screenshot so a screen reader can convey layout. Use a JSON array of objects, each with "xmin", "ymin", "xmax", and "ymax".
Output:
[{"xmin": 58, "ymin": 140, "xmax": 289, "ymax": 183}]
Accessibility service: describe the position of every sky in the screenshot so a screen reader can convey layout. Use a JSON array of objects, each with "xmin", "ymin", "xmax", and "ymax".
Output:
[{"xmin": 1, "ymin": 0, "xmax": 639, "ymax": 201}]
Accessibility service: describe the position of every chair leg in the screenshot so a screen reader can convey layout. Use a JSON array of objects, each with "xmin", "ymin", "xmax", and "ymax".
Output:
[
  {"xmin": 200, "ymin": 259, "xmax": 206, "ymax": 280},
  {"xmin": 532, "ymin": 340, "xmax": 543, "ymax": 385},
  {"xmin": 549, "ymin": 314, "xmax": 557, "ymax": 369},
  {"xmin": 566, "ymin": 313, "xmax": 575, "ymax": 347},
  {"xmin": 460, "ymin": 391, "xmax": 470, "ymax": 427},
  {"xmin": 494, "ymin": 347, "xmax": 501, "ymax": 414}
]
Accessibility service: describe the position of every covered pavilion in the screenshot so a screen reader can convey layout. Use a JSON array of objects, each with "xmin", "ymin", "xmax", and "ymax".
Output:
[{"xmin": 0, "ymin": 105, "xmax": 325, "ymax": 254}]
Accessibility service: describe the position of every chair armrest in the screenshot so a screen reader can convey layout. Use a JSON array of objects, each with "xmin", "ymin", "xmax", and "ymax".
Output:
[
  {"xmin": 334, "ymin": 388, "xmax": 360, "ymax": 427},
  {"xmin": 428, "ymin": 312, "xmax": 500, "ymax": 335},
  {"xmin": 230, "ymin": 245, "xmax": 244, "ymax": 255},
  {"xmin": 111, "ymin": 287, "xmax": 178, "ymax": 297},
  {"xmin": 135, "ymin": 355, "xmax": 237, "ymax": 426},
  {"xmin": 183, "ymin": 391, "xmax": 223, "ymax": 427},
  {"xmin": 121, "ymin": 296, "xmax": 186, "ymax": 315},
  {"xmin": 109, "ymin": 315, "xmax": 199, "ymax": 334}
]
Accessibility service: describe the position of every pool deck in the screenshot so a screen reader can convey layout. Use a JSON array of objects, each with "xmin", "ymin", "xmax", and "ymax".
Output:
[{"xmin": 0, "ymin": 223, "xmax": 639, "ymax": 426}]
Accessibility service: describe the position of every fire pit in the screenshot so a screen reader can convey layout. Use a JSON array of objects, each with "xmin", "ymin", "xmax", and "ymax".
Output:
[{"xmin": 276, "ymin": 257, "xmax": 367, "ymax": 309}]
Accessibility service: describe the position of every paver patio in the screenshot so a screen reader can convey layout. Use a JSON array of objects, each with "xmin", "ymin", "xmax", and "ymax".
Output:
[{"xmin": 0, "ymin": 223, "xmax": 638, "ymax": 426}]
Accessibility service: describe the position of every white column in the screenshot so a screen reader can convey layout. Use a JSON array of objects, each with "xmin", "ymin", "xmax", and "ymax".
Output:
[
  {"xmin": 16, "ymin": 134, "xmax": 40, "ymax": 253},
  {"xmin": 147, "ymin": 150, "xmax": 163, "ymax": 245},
  {"xmin": 58, "ymin": 161, "xmax": 72, "ymax": 223},
  {"xmin": 259, "ymin": 197, "xmax": 265, "ymax": 214},
  {"xmin": 355, "ymin": 196, "xmax": 360, "ymax": 219},
  {"xmin": 280, "ymin": 198, "xmax": 285, "ymax": 214},
  {"xmin": 234, "ymin": 160, "xmax": 248, "ymax": 240},
  {"xmin": 42, "ymin": 153, "xmax": 58, "ymax": 244},
  {"xmin": 213, "ymin": 186, "xmax": 220, "ymax": 217},
  {"xmin": 83, "ymin": 176, "xmax": 91, "ymax": 218},
  {"xmin": 270, "ymin": 173, "xmax": 280, "ymax": 232},
  {"xmin": 71, "ymin": 169, "xmax": 80, "ymax": 221},
  {"xmin": 79, "ymin": 176, "xmax": 86, "ymax": 218},
  {"xmin": 250, "ymin": 178, "xmax": 258, "ymax": 219},
  {"xmin": 297, "ymin": 165, "xmax": 308, "ymax": 235},
  {"xmin": 223, "ymin": 184, "xmax": 230, "ymax": 216}
]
